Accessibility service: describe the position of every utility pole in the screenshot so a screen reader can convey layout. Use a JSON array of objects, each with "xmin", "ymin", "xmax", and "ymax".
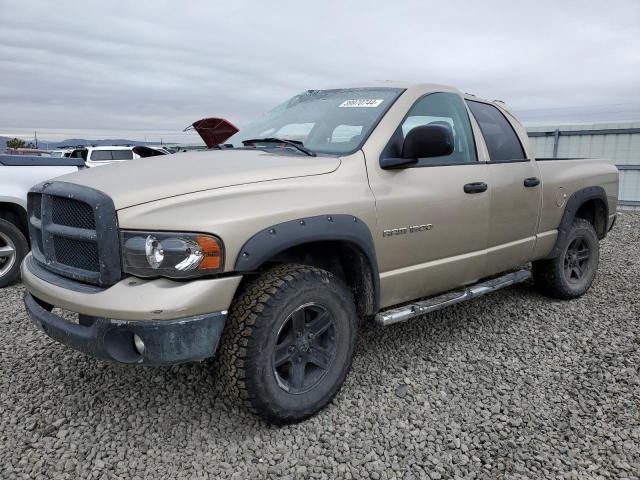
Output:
[{"xmin": 34, "ymin": 131, "xmax": 38, "ymax": 149}]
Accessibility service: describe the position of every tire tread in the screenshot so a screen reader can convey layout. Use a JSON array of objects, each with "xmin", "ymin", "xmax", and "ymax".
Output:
[
  {"xmin": 532, "ymin": 218, "xmax": 598, "ymax": 300},
  {"xmin": 217, "ymin": 263, "xmax": 356, "ymax": 423},
  {"xmin": 0, "ymin": 218, "xmax": 28, "ymax": 288}
]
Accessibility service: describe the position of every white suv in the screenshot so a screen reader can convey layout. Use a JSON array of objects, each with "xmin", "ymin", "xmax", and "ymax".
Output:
[{"xmin": 69, "ymin": 145, "xmax": 166, "ymax": 168}]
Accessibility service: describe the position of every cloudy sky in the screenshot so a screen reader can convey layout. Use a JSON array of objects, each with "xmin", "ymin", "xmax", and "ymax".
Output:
[{"xmin": 1, "ymin": 0, "xmax": 639, "ymax": 144}]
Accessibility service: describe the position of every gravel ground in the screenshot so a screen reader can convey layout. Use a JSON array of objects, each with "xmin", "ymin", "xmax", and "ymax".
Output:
[{"xmin": 1, "ymin": 213, "xmax": 639, "ymax": 480}]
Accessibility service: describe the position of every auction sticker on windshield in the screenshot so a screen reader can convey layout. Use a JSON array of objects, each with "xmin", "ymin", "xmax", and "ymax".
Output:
[{"xmin": 339, "ymin": 99, "xmax": 384, "ymax": 108}]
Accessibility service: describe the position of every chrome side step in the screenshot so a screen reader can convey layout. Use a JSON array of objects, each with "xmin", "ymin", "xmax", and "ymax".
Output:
[{"xmin": 375, "ymin": 269, "xmax": 531, "ymax": 326}]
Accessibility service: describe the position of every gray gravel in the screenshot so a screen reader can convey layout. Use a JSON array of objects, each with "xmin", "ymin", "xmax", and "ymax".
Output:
[{"xmin": 1, "ymin": 213, "xmax": 639, "ymax": 480}]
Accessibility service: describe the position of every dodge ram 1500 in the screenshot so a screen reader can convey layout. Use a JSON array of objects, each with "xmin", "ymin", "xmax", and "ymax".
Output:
[{"xmin": 21, "ymin": 83, "xmax": 618, "ymax": 423}]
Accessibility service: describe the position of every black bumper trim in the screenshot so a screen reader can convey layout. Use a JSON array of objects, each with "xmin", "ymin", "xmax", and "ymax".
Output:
[{"xmin": 24, "ymin": 293, "xmax": 227, "ymax": 366}]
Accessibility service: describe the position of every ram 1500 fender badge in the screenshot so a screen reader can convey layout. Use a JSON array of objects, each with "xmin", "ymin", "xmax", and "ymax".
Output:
[{"xmin": 383, "ymin": 224, "xmax": 433, "ymax": 237}]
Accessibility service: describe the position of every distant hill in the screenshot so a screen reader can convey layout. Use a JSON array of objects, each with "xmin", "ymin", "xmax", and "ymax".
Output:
[{"xmin": 0, "ymin": 136, "xmax": 153, "ymax": 152}]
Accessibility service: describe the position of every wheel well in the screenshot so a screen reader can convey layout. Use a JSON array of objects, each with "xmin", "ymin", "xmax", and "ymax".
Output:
[
  {"xmin": 575, "ymin": 199, "xmax": 607, "ymax": 239},
  {"xmin": 0, "ymin": 203, "xmax": 28, "ymax": 242},
  {"xmin": 247, "ymin": 240, "xmax": 377, "ymax": 318}
]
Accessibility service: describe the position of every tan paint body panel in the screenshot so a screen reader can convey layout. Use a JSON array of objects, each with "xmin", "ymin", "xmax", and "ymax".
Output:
[
  {"xmin": 21, "ymin": 254, "xmax": 242, "ymax": 320},
  {"xmin": 484, "ymin": 162, "xmax": 541, "ymax": 275},
  {"xmin": 23, "ymin": 82, "xmax": 619, "ymax": 320},
  {"xmin": 535, "ymin": 159, "xmax": 618, "ymax": 236},
  {"xmin": 362, "ymin": 85, "xmax": 488, "ymax": 306},
  {"xmin": 117, "ymin": 151, "xmax": 378, "ymax": 271},
  {"xmin": 54, "ymin": 149, "xmax": 341, "ymax": 209}
]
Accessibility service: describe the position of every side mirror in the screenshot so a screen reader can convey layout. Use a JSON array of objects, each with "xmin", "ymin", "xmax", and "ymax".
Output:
[
  {"xmin": 380, "ymin": 124, "xmax": 454, "ymax": 169},
  {"xmin": 402, "ymin": 124, "xmax": 454, "ymax": 159}
]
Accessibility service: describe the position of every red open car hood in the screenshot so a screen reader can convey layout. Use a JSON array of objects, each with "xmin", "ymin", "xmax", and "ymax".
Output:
[{"xmin": 188, "ymin": 117, "xmax": 239, "ymax": 148}]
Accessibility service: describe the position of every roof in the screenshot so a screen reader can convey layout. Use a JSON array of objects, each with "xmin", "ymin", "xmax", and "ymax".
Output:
[
  {"xmin": 320, "ymin": 80, "xmax": 457, "ymax": 91},
  {"xmin": 316, "ymin": 81, "xmax": 504, "ymax": 108},
  {"xmin": 75, "ymin": 145, "xmax": 136, "ymax": 150}
]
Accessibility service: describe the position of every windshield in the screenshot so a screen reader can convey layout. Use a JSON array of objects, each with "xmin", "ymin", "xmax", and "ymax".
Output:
[{"xmin": 226, "ymin": 87, "xmax": 404, "ymax": 155}]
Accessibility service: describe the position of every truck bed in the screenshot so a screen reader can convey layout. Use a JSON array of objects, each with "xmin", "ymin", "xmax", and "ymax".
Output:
[{"xmin": 536, "ymin": 157, "xmax": 618, "ymax": 236}]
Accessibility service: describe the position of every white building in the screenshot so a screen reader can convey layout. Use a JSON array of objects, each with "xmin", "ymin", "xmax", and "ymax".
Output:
[{"xmin": 527, "ymin": 122, "xmax": 640, "ymax": 209}]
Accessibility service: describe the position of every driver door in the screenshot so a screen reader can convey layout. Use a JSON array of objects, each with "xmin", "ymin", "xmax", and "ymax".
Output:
[{"xmin": 364, "ymin": 92, "xmax": 490, "ymax": 308}]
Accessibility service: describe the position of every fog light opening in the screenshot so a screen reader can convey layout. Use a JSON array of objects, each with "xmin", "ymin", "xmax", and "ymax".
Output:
[{"xmin": 133, "ymin": 334, "xmax": 145, "ymax": 356}]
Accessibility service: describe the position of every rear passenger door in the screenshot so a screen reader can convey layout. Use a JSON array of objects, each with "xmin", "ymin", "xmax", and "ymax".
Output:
[{"xmin": 466, "ymin": 100, "xmax": 542, "ymax": 276}]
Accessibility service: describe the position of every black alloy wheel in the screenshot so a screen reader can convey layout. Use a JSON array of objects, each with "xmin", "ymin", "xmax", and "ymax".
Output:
[
  {"xmin": 272, "ymin": 303, "xmax": 337, "ymax": 394},
  {"xmin": 218, "ymin": 264, "xmax": 358, "ymax": 424},
  {"xmin": 563, "ymin": 237, "xmax": 591, "ymax": 283},
  {"xmin": 532, "ymin": 218, "xmax": 600, "ymax": 300}
]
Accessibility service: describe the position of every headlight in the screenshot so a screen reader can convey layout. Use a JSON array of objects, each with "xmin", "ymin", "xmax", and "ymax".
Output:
[{"xmin": 121, "ymin": 231, "xmax": 224, "ymax": 278}]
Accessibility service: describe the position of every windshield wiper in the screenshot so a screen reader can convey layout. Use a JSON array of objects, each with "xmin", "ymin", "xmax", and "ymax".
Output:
[{"xmin": 241, "ymin": 138, "xmax": 317, "ymax": 157}]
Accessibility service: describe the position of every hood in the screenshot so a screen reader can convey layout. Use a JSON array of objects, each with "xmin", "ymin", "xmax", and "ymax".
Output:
[{"xmin": 55, "ymin": 149, "xmax": 340, "ymax": 209}]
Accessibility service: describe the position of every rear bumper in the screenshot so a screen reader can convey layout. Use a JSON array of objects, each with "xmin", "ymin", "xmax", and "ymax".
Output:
[{"xmin": 24, "ymin": 292, "xmax": 226, "ymax": 365}]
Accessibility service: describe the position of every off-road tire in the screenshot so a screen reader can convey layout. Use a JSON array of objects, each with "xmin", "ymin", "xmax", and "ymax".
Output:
[
  {"xmin": 532, "ymin": 218, "xmax": 599, "ymax": 299},
  {"xmin": 0, "ymin": 218, "xmax": 28, "ymax": 288},
  {"xmin": 217, "ymin": 264, "xmax": 358, "ymax": 424}
]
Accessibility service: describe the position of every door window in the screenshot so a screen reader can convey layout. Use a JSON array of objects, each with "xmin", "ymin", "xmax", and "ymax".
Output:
[
  {"xmin": 466, "ymin": 101, "xmax": 526, "ymax": 161},
  {"xmin": 90, "ymin": 150, "xmax": 113, "ymax": 161},
  {"xmin": 90, "ymin": 150, "xmax": 134, "ymax": 161},
  {"xmin": 70, "ymin": 149, "xmax": 88, "ymax": 160},
  {"xmin": 397, "ymin": 92, "xmax": 477, "ymax": 166}
]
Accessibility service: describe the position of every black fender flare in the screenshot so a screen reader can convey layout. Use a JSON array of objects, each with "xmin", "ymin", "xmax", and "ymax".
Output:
[
  {"xmin": 545, "ymin": 185, "xmax": 609, "ymax": 259},
  {"xmin": 234, "ymin": 214, "xmax": 380, "ymax": 312}
]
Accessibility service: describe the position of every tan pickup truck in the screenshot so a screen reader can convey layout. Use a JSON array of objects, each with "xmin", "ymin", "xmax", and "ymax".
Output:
[{"xmin": 21, "ymin": 83, "xmax": 618, "ymax": 423}]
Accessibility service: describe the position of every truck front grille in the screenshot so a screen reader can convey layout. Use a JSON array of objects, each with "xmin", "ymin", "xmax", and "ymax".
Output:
[
  {"xmin": 53, "ymin": 236, "xmax": 101, "ymax": 272},
  {"xmin": 27, "ymin": 182, "xmax": 121, "ymax": 287},
  {"xmin": 51, "ymin": 196, "xmax": 96, "ymax": 230}
]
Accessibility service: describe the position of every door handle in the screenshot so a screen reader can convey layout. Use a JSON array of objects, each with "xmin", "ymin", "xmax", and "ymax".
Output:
[
  {"xmin": 463, "ymin": 182, "xmax": 488, "ymax": 194},
  {"xmin": 524, "ymin": 177, "xmax": 541, "ymax": 187}
]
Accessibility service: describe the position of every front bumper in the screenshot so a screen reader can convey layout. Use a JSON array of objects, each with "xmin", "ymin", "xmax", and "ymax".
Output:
[
  {"xmin": 21, "ymin": 253, "xmax": 242, "ymax": 321},
  {"xmin": 24, "ymin": 292, "xmax": 227, "ymax": 365},
  {"xmin": 21, "ymin": 253, "xmax": 242, "ymax": 365}
]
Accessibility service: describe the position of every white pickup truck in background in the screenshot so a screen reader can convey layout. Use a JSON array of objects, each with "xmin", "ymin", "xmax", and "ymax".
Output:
[
  {"xmin": 0, "ymin": 145, "xmax": 170, "ymax": 287},
  {"xmin": 0, "ymin": 155, "xmax": 85, "ymax": 287}
]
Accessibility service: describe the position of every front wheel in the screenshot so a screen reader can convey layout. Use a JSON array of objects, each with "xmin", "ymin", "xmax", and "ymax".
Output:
[
  {"xmin": 0, "ymin": 218, "xmax": 28, "ymax": 288},
  {"xmin": 217, "ymin": 264, "xmax": 358, "ymax": 424},
  {"xmin": 532, "ymin": 218, "xmax": 600, "ymax": 299}
]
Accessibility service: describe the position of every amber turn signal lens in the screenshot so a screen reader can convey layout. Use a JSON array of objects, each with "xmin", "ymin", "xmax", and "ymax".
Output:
[{"xmin": 196, "ymin": 235, "xmax": 222, "ymax": 270}]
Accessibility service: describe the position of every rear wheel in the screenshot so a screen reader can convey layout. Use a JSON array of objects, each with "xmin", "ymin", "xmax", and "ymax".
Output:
[
  {"xmin": 0, "ymin": 219, "xmax": 28, "ymax": 288},
  {"xmin": 218, "ymin": 264, "xmax": 358, "ymax": 424},
  {"xmin": 532, "ymin": 218, "xmax": 599, "ymax": 299}
]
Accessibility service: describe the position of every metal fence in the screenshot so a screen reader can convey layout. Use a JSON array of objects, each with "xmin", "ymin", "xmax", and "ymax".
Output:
[{"xmin": 527, "ymin": 123, "xmax": 640, "ymax": 208}]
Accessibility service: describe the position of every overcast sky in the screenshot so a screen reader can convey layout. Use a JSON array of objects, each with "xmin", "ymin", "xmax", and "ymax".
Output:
[{"xmin": 1, "ymin": 0, "xmax": 639, "ymax": 144}]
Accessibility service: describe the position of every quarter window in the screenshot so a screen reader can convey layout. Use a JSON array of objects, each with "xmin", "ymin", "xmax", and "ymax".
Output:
[
  {"xmin": 466, "ymin": 101, "xmax": 526, "ymax": 161},
  {"xmin": 110, "ymin": 150, "xmax": 134, "ymax": 160},
  {"xmin": 396, "ymin": 92, "xmax": 477, "ymax": 166}
]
